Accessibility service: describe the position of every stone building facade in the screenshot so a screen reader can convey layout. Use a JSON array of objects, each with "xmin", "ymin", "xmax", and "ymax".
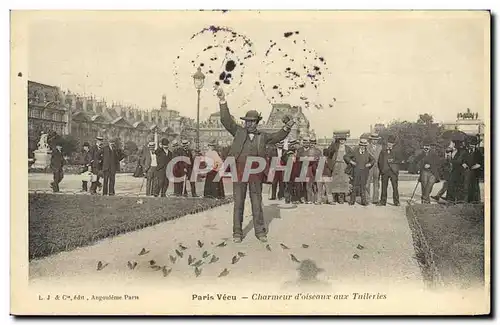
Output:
[{"xmin": 28, "ymin": 80, "xmax": 194, "ymax": 154}]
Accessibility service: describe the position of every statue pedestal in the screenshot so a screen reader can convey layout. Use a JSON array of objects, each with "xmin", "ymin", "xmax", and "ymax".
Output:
[{"xmin": 32, "ymin": 150, "xmax": 51, "ymax": 169}]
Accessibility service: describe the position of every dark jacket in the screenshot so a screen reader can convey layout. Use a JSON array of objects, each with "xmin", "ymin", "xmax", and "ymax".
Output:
[
  {"xmin": 219, "ymin": 102, "xmax": 290, "ymax": 160},
  {"xmin": 89, "ymin": 144, "xmax": 103, "ymax": 173},
  {"xmin": 102, "ymin": 145, "xmax": 125, "ymax": 173},
  {"xmin": 378, "ymin": 146, "xmax": 402, "ymax": 175},
  {"xmin": 142, "ymin": 149, "xmax": 156, "ymax": 173},
  {"xmin": 155, "ymin": 147, "xmax": 173, "ymax": 172},
  {"xmin": 50, "ymin": 149, "xmax": 65, "ymax": 170},
  {"xmin": 343, "ymin": 147, "xmax": 375, "ymax": 185},
  {"xmin": 325, "ymin": 142, "xmax": 352, "ymax": 173},
  {"xmin": 415, "ymin": 150, "xmax": 441, "ymax": 181}
]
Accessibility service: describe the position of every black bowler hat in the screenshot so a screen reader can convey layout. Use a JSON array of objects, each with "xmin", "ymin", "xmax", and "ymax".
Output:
[
  {"xmin": 240, "ymin": 110, "xmax": 262, "ymax": 121},
  {"xmin": 161, "ymin": 138, "xmax": 169, "ymax": 146},
  {"xmin": 83, "ymin": 142, "xmax": 90, "ymax": 147},
  {"xmin": 387, "ymin": 135, "xmax": 396, "ymax": 144}
]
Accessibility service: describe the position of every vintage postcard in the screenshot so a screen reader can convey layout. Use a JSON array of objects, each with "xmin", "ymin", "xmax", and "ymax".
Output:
[{"xmin": 10, "ymin": 10, "xmax": 490, "ymax": 315}]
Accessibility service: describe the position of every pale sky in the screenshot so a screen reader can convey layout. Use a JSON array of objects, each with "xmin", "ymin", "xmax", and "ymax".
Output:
[{"xmin": 26, "ymin": 11, "xmax": 488, "ymax": 137}]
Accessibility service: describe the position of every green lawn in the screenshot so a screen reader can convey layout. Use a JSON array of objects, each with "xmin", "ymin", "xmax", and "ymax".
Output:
[
  {"xmin": 29, "ymin": 193, "xmax": 232, "ymax": 260},
  {"xmin": 406, "ymin": 203, "xmax": 485, "ymax": 289}
]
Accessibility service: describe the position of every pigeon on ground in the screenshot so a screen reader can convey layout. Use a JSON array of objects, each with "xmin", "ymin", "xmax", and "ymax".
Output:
[
  {"xmin": 237, "ymin": 252, "xmax": 246, "ymax": 257},
  {"xmin": 138, "ymin": 248, "xmax": 150, "ymax": 256},
  {"xmin": 179, "ymin": 244, "xmax": 188, "ymax": 250},
  {"xmin": 353, "ymin": 254, "xmax": 360, "ymax": 259},
  {"xmin": 218, "ymin": 268, "xmax": 229, "ymax": 277},
  {"xmin": 266, "ymin": 244, "xmax": 272, "ymax": 251},
  {"xmin": 162, "ymin": 266, "xmax": 172, "ymax": 277},
  {"xmin": 357, "ymin": 244, "xmax": 365, "ymax": 250},
  {"xmin": 280, "ymin": 243, "xmax": 290, "ymax": 250},
  {"xmin": 231, "ymin": 256, "xmax": 240, "ymax": 264},
  {"xmin": 127, "ymin": 261, "xmax": 138, "ymax": 270},
  {"xmin": 149, "ymin": 260, "xmax": 156, "ymax": 266},
  {"xmin": 150, "ymin": 265, "xmax": 162, "ymax": 271},
  {"xmin": 193, "ymin": 260, "xmax": 204, "ymax": 268},
  {"xmin": 197, "ymin": 240, "xmax": 204, "ymax": 248},
  {"xmin": 175, "ymin": 249, "xmax": 184, "ymax": 258},
  {"xmin": 169, "ymin": 255, "xmax": 177, "ymax": 264},
  {"xmin": 202, "ymin": 251, "xmax": 210, "ymax": 258},
  {"xmin": 188, "ymin": 255, "xmax": 195, "ymax": 265},
  {"xmin": 97, "ymin": 261, "xmax": 109, "ymax": 271},
  {"xmin": 302, "ymin": 244, "xmax": 309, "ymax": 248},
  {"xmin": 290, "ymin": 254, "xmax": 300, "ymax": 263},
  {"xmin": 216, "ymin": 241, "xmax": 227, "ymax": 247},
  {"xmin": 136, "ymin": 199, "xmax": 143, "ymax": 205},
  {"xmin": 209, "ymin": 255, "xmax": 219, "ymax": 264},
  {"xmin": 195, "ymin": 267, "xmax": 202, "ymax": 277}
]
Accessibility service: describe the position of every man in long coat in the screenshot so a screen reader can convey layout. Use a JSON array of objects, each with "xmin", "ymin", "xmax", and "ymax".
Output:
[
  {"xmin": 89, "ymin": 136, "xmax": 104, "ymax": 195},
  {"xmin": 216, "ymin": 87, "xmax": 294, "ymax": 243},
  {"xmin": 50, "ymin": 140, "xmax": 65, "ymax": 193},
  {"xmin": 179, "ymin": 140, "xmax": 198, "ymax": 197},
  {"xmin": 462, "ymin": 136, "xmax": 483, "ymax": 203},
  {"xmin": 343, "ymin": 138, "xmax": 375, "ymax": 206},
  {"xmin": 101, "ymin": 138, "xmax": 125, "ymax": 196},
  {"xmin": 80, "ymin": 142, "xmax": 92, "ymax": 192},
  {"xmin": 267, "ymin": 141, "xmax": 285, "ymax": 200},
  {"xmin": 366, "ymin": 133, "xmax": 382, "ymax": 204},
  {"xmin": 377, "ymin": 135, "xmax": 401, "ymax": 206},
  {"xmin": 154, "ymin": 138, "xmax": 173, "ymax": 197},
  {"xmin": 414, "ymin": 139, "xmax": 441, "ymax": 204},
  {"xmin": 141, "ymin": 142, "xmax": 157, "ymax": 196}
]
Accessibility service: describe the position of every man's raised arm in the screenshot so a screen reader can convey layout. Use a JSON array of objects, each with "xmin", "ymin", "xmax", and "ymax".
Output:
[
  {"xmin": 265, "ymin": 116, "xmax": 295, "ymax": 145},
  {"xmin": 217, "ymin": 87, "xmax": 238, "ymax": 136}
]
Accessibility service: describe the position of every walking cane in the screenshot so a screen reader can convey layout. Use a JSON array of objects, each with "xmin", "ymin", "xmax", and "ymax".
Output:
[
  {"xmin": 138, "ymin": 176, "xmax": 146, "ymax": 196},
  {"xmin": 409, "ymin": 178, "xmax": 420, "ymax": 202},
  {"xmin": 183, "ymin": 173, "xmax": 187, "ymax": 196}
]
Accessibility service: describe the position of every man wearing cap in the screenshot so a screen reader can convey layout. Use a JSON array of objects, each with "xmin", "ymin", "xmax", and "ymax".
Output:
[
  {"xmin": 50, "ymin": 140, "xmax": 65, "ymax": 193},
  {"xmin": 326, "ymin": 131, "xmax": 351, "ymax": 204},
  {"xmin": 101, "ymin": 138, "xmax": 125, "ymax": 196},
  {"xmin": 462, "ymin": 136, "xmax": 483, "ymax": 203},
  {"xmin": 80, "ymin": 142, "xmax": 92, "ymax": 192},
  {"xmin": 154, "ymin": 138, "xmax": 173, "ymax": 197},
  {"xmin": 366, "ymin": 133, "xmax": 382, "ymax": 204},
  {"xmin": 216, "ymin": 87, "xmax": 295, "ymax": 243},
  {"xmin": 414, "ymin": 139, "xmax": 441, "ymax": 204},
  {"xmin": 377, "ymin": 135, "xmax": 401, "ymax": 206},
  {"xmin": 142, "ymin": 142, "xmax": 158, "ymax": 196},
  {"xmin": 267, "ymin": 141, "xmax": 285, "ymax": 200},
  {"xmin": 343, "ymin": 138, "xmax": 375, "ymax": 206},
  {"xmin": 89, "ymin": 136, "xmax": 104, "ymax": 194}
]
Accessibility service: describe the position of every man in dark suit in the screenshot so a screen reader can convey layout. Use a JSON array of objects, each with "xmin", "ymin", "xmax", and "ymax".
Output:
[
  {"xmin": 462, "ymin": 136, "xmax": 484, "ymax": 203},
  {"xmin": 142, "ymin": 142, "xmax": 157, "ymax": 196},
  {"xmin": 101, "ymin": 139, "xmax": 125, "ymax": 196},
  {"xmin": 267, "ymin": 141, "xmax": 285, "ymax": 200},
  {"xmin": 414, "ymin": 139, "xmax": 441, "ymax": 204},
  {"xmin": 343, "ymin": 138, "xmax": 375, "ymax": 206},
  {"xmin": 50, "ymin": 141, "xmax": 65, "ymax": 193},
  {"xmin": 80, "ymin": 142, "xmax": 92, "ymax": 192},
  {"xmin": 180, "ymin": 140, "xmax": 198, "ymax": 197},
  {"xmin": 89, "ymin": 136, "xmax": 104, "ymax": 194},
  {"xmin": 217, "ymin": 87, "xmax": 294, "ymax": 243},
  {"xmin": 377, "ymin": 135, "xmax": 401, "ymax": 206},
  {"xmin": 154, "ymin": 138, "xmax": 173, "ymax": 197}
]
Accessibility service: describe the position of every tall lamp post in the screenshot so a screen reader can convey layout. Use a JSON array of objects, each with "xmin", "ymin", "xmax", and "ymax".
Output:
[{"xmin": 192, "ymin": 67, "xmax": 205, "ymax": 151}]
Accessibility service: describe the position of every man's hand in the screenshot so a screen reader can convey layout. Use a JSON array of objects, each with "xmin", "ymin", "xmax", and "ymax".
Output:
[
  {"xmin": 350, "ymin": 161, "xmax": 357, "ymax": 166},
  {"xmin": 424, "ymin": 164, "xmax": 430, "ymax": 169},
  {"xmin": 462, "ymin": 163, "xmax": 469, "ymax": 169},
  {"xmin": 216, "ymin": 87, "xmax": 225, "ymax": 101},
  {"xmin": 365, "ymin": 163, "xmax": 372, "ymax": 168},
  {"xmin": 471, "ymin": 164, "xmax": 481, "ymax": 170}
]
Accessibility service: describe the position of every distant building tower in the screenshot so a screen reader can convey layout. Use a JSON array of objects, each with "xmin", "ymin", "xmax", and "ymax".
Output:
[{"xmin": 161, "ymin": 94, "xmax": 167, "ymax": 111}]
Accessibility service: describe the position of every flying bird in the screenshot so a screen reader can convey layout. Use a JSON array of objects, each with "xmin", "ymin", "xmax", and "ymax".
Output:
[
  {"xmin": 216, "ymin": 241, "xmax": 227, "ymax": 247},
  {"xmin": 175, "ymin": 249, "xmax": 184, "ymax": 258},
  {"xmin": 197, "ymin": 240, "xmax": 204, "ymax": 248},
  {"xmin": 357, "ymin": 244, "xmax": 365, "ymax": 250},
  {"xmin": 150, "ymin": 265, "xmax": 162, "ymax": 271},
  {"xmin": 290, "ymin": 254, "xmax": 300, "ymax": 263},
  {"xmin": 202, "ymin": 251, "xmax": 210, "ymax": 258},
  {"xmin": 188, "ymin": 255, "xmax": 195, "ymax": 265},
  {"xmin": 169, "ymin": 255, "xmax": 177, "ymax": 264},
  {"xmin": 280, "ymin": 243, "xmax": 290, "ymax": 250},
  {"xmin": 179, "ymin": 244, "xmax": 188, "ymax": 250},
  {"xmin": 162, "ymin": 266, "xmax": 172, "ymax": 277},
  {"xmin": 209, "ymin": 255, "xmax": 219, "ymax": 264},
  {"xmin": 127, "ymin": 261, "xmax": 138, "ymax": 270},
  {"xmin": 149, "ymin": 260, "xmax": 156, "ymax": 266},
  {"xmin": 231, "ymin": 256, "xmax": 240, "ymax": 264},
  {"xmin": 237, "ymin": 252, "xmax": 246, "ymax": 257},
  {"xmin": 302, "ymin": 244, "xmax": 309, "ymax": 248},
  {"xmin": 193, "ymin": 260, "xmax": 204, "ymax": 268},
  {"xmin": 138, "ymin": 248, "xmax": 150, "ymax": 256},
  {"xmin": 96, "ymin": 261, "xmax": 109, "ymax": 271},
  {"xmin": 194, "ymin": 267, "xmax": 202, "ymax": 277},
  {"xmin": 266, "ymin": 244, "xmax": 272, "ymax": 251},
  {"xmin": 218, "ymin": 268, "xmax": 229, "ymax": 277},
  {"xmin": 353, "ymin": 254, "xmax": 360, "ymax": 259}
]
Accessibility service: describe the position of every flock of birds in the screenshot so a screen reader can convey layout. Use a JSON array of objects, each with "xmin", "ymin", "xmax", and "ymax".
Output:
[{"xmin": 95, "ymin": 239, "xmax": 367, "ymax": 278}]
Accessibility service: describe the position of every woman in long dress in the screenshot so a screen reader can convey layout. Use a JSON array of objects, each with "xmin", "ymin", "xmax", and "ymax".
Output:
[
  {"xmin": 326, "ymin": 132, "xmax": 351, "ymax": 204},
  {"xmin": 203, "ymin": 141, "xmax": 225, "ymax": 199},
  {"xmin": 446, "ymin": 139, "xmax": 467, "ymax": 203}
]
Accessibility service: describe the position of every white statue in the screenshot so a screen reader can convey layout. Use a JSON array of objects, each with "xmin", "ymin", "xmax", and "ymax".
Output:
[{"xmin": 37, "ymin": 132, "xmax": 50, "ymax": 151}]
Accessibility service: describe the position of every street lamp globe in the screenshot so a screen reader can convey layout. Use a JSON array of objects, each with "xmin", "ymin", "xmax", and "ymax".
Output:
[{"xmin": 192, "ymin": 67, "xmax": 205, "ymax": 90}]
